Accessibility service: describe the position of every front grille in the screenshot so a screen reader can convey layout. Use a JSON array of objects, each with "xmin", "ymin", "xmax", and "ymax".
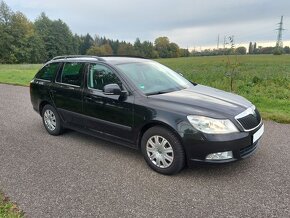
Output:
[{"xmin": 237, "ymin": 109, "xmax": 261, "ymax": 130}]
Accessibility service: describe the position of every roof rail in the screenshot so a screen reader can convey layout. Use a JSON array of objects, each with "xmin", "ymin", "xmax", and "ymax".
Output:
[
  {"xmin": 100, "ymin": 55, "xmax": 148, "ymax": 59},
  {"xmin": 51, "ymin": 55, "xmax": 105, "ymax": 61}
]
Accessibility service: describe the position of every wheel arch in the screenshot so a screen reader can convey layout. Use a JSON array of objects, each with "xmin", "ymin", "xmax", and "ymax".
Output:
[
  {"xmin": 137, "ymin": 121, "xmax": 184, "ymax": 150},
  {"xmin": 39, "ymin": 100, "xmax": 51, "ymax": 116}
]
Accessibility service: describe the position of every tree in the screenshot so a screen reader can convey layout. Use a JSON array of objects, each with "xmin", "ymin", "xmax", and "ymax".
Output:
[
  {"xmin": 253, "ymin": 42, "xmax": 257, "ymax": 54},
  {"xmin": 168, "ymin": 42, "xmax": 180, "ymax": 57},
  {"xmin": 235, "ymin": 47, "xmax": 247, "ymax": 55},
  {"xmin": 72, "ymin": 34, "xmax": 81, "ymax": 54},
  {"xmin": 134, "ymin": 38, "xmax": 144, "ymax": 57},
  {"xmin": 154, "ymin": 36, "xmax": 170, "ymax": 58},
  {"xmin": 86, "ymin": 45, "xmax": 102, "ymax": 56},
  {"xmin": 0, "ymin": 1, "xmax": 191, "ymax": 63},
  {"xmin": 273, "ymin": 46, "xmax": 283, "ymax": 55},
  {"xmin": 0, "ymin": 0, "xmax": 11, "ymax": 25},
  {"xmin": 79, "ymin": 33, "xmax": 94, "ymax": 55},
  {"xmin": 142, "ymin": 41, "xmax": 158, "ymax": 58},
  {"xmin": 51, "ymin": 19, "xmax": 74, "ymax": 55},
  {"xmin": 109, "ymin": 39, "xmax": 119, "ymax": 55},
  {"xmin": 0, "ymin": 0, "xmax": 14, "ymax": 63},
  {"xmin": 224, "ymin": 35, "xmax": 239, "ymax": 92},
  {"xmin": 258, "ymin": 46, "xmax": 274, "ymax": 54},
  {"xmin": 87, "ymin": 43, "xmax": 113, "ymax": 56},
  {"xmin": 179, "ymin": 48, "xmax": 190, "ymax": 57},
  {"xmin": 34, "ymin": 13, "xmax": 54, "ymax": 59},
  {"xmin": 26, "ymin": 33, "xmax": 46, "ymax": 63},
  {"xmin": 117, "ymin": 42, "xmax": 135, "ymax": 56},
  {"xmin": 284, "ymin": 46, "xmax": 290, "ymax": 54},
  {"xmin": 10, "ymin": 11, "xmax": 35, "ymax": 63},
  {"xmin": 0, "ymin": 2, "xmax": 46, "ymax": 63},
  {"xmin": 34, "ymin": 13, "xmax": 76, "ymax": 60},
  {"xmin": 248, "ymin": 42, "xmax": 253, "ymax": 54}
]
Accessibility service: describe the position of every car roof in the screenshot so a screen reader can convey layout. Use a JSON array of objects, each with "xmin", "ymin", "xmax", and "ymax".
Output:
[
  {"xmin": 101, "ymin": 57, "xmax": 152, "ymax": 65},
  {"xmin": 48, "ymin": 56, "xmax": 152, "ymax": 65}
]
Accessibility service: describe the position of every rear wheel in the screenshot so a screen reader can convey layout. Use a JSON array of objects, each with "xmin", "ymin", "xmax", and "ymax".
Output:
[
  {"xmin": 42, "ymin": 104, "xmax": 63, "ymax": 135},
  {"xmin": 141, "ymin": 126, "xmax": 185, "ymax": 175}
]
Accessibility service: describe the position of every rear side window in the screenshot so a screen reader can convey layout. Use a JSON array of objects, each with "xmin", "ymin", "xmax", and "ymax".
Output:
[
  {"xmin": 57, "ymin": 62, "xmax": 83, "ymax": 86},
  {"xmin": 87, "ymin": 63, "xmax": 121, "ymax": 90},
  {"xmin": 36, "ymin": 63, "xmax": 59, "ymax": 81}
]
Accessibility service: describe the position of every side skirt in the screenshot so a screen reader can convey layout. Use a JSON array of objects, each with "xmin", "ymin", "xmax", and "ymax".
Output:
[{"xmin": 62, "ymin": 122, "xmax": 138, "ymax": 150}]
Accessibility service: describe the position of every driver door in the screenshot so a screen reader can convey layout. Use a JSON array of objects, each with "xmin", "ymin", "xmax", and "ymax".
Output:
[{"xmin": 82, "ymin": 63, "xmax": 134, "ymax": 143}]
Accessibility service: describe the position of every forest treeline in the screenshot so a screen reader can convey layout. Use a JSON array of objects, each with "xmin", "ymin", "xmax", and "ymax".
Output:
[{"xmin": 0, "ymin": 1, "xmax": 190, "ymax": 63}]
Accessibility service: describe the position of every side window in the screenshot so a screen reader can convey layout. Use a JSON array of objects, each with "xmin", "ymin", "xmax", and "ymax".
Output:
[
  {"xmin": 58, "ymin": 62, "xmax": 83, "ymax": 86},
  {"xmin": 36, "ymin": 63, "xmax": 59, "ymax": 81},
  {"xmin": 87, "ymin": 64, "xmax": 121, "ymax": 90}
]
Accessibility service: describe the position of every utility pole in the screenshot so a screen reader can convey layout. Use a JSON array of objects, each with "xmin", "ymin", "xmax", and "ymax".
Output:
[
  {"xmin": 275, "ymin": 16, "xmax": 284, "ymax": 50},
  {"xmin": 217, "ymin": 34, "xmax": 220, "ymax": 49}
]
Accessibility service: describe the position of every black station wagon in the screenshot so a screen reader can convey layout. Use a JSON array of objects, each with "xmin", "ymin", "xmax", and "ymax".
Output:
[{"xmin": 30, "ymin": 56, "xmax": 264, "ymax": 174}]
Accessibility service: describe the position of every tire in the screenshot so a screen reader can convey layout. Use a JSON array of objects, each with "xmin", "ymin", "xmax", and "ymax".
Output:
[
  {"xmin": 42, "ymin": 104, "xmax": 63, "ymax": 136},
  {"xmin": 141, "ymin": 126, "xmax": 185, "ymax": 175}
]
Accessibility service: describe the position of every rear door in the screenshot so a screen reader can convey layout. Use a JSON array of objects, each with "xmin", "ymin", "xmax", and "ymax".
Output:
[
  {"xmin": 82, "ymin": 63, "xmax": 134, "ymax": 142},
  {"xmin": 50, "ymin": 62, "xmax": 85, "ymax": 128},
  {"xmin": 30, "ymin": 62, "xmax": 60, "ymax": 112}
]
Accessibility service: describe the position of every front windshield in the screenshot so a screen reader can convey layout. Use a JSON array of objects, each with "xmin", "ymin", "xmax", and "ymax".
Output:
[{"xmin": 117, "ymin": 61, "xmax": 192, "ymax": 95}]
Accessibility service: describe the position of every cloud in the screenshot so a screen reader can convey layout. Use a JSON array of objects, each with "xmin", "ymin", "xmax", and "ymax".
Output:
[{"xmin": 5, "ymin": 0, "xmax": 290, "ymax": 47}]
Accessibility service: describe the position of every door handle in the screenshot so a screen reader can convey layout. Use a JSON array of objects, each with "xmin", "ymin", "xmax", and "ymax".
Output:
[
  {"xmin": 84, "ymin": 95, "xmax": 102, "ymax": 102},
  {"xmin": 84, "ymin": 96, "xmax": 93, "ymax": 101}
]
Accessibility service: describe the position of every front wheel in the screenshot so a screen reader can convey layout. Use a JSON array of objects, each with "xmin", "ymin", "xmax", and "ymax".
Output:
[
  {"xmin": 42, "ymin": 104, "xmax": 63, "ymax": 136},
  {"xmin": 141, "ymin": 126, "xmax": 185, "ymax": 175}
]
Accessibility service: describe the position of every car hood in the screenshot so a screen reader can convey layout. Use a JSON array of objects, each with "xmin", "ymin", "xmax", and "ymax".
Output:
[{"xmin": 148, "ymin": 84, "xmax": 252, "ymax": 118}]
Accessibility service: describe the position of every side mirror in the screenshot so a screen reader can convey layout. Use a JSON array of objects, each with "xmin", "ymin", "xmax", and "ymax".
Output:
[{"xmin": 104, "ymin": 83, "xmax": 122, "ymax": 95}]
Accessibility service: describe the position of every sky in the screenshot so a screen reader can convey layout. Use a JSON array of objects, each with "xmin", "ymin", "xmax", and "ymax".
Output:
[{"xmin": 5, "ymin": 0, "xmax": 290, "ymax": 50}]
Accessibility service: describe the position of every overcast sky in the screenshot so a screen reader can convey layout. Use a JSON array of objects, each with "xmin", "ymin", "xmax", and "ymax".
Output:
[{"xmin": 5, "ymin": 0, "xmax": 290, "ymax": 50}]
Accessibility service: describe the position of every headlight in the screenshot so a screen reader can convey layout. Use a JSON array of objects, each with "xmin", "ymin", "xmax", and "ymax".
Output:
[{"xmin": 187, "ymin": 115, "xmax": 239, "ymax": 134}]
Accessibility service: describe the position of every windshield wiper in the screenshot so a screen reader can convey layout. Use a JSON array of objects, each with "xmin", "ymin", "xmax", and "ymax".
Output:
[{"xmin": 146, "ymin": 90, "xmax": 173, "ymax": 96}]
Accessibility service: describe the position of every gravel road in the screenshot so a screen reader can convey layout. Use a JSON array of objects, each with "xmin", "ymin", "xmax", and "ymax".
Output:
[{"xmin": 0, "ymin": 83, "xmax": 289, "ymax": 217}]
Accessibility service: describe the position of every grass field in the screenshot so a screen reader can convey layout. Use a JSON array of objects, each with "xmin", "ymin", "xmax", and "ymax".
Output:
[
  {"xmin": 0, "ymin": 64, "xmax": 41, "ymax": 86},
  {"xmin": 0, "ymin": 55, "xmax": 289, "ymax": 123},
  {"xmin": 0, "ymin": 192, "xmax": 23, "ymax": 217},
  {"xmin": 158, "ymin": 55, "xmax": 290, "ymax": 123}
]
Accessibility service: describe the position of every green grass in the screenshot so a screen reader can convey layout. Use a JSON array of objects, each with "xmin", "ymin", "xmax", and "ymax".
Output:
[
  {"xmin": 0, "ymin": 55, "xmax": 289, "ymax": 123},
  {"xmin": 0, "ymin": 64, "xmax": 41, "ymax": 86},
  {"xmin": 0, "ymin": 192, "xmax": 23, "ymax": 218}
]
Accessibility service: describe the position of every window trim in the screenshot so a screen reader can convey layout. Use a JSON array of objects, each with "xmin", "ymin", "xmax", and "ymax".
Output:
[
  {"xmin": 55, "ymin": 81, "xmax": 81, "ymax": 88},
  {"xmin": 35, "ymin": 78, "xmax": 52, "ymax": 83}
]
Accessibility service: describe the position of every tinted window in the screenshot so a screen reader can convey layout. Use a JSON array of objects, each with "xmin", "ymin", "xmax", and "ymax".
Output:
[
  {"xmin": 36, "ymin": 63, "xmax": 59, "ymax": 81},
  {"xmin": 87, "ymin": 64, "xmax": 121, "ymax": 90},
  {"xmin": 58, "ymin": 62, "xmax": 83, "ymax": 86}
]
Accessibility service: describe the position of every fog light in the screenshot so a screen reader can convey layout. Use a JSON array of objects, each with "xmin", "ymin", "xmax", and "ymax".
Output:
[{"xmin": 206, "ymin": 151, "xmax": 233, "ymax": 160}]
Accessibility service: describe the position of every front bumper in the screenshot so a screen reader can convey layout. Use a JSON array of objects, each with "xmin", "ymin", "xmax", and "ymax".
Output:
[{"xmin": 181, "ymin": 122, "xmax": 264, "ymax": 167}]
